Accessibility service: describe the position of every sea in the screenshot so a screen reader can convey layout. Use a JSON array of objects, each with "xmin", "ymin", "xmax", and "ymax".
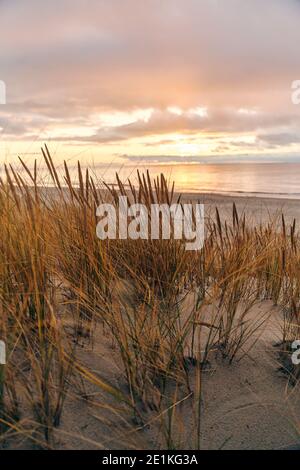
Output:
[
  {"xmin": 5, "ymin": 159, "xmax": 300, "ymax": 200},
  {"xmin": 93, "ymin": 162, "xmax": 300, "ymax": 199}
]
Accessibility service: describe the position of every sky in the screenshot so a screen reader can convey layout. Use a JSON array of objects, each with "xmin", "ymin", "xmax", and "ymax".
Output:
[{"xmin": 0, "ymin": 0, "xmax": 300, "ymax": 167}]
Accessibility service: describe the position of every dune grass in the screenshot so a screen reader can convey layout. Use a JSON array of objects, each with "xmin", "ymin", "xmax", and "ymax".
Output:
[{"xmin": 0, "ymin": 145, "xmax": 299, "ymax": 448}]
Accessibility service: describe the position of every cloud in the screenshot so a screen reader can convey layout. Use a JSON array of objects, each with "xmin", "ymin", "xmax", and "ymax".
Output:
[
  {"xmin": 121, "ymin": 153, "xmax": 300, "ymax": 164},
  {"xmin": 16, "ymin": 107, "xmax": 298, "ymax": 145},
  {"xmin": 258, "ymin": 132, "xmax": 300, "ymax": 147},
  {"xmin": 1, "ymin": 0, "xmax": 300, "ymax": 107},
  {"xmin": 0, "ymin": 0, "xmax": 300, "ymax": 155}
]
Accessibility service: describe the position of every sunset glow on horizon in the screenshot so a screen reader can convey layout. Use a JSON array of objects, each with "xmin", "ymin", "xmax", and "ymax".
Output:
[{"xmin": 1, "ymin": 0, "xmax": 300, "ymax": 167}]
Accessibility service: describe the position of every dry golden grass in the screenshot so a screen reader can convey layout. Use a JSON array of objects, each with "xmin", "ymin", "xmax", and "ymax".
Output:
[{"xmin": 0, "ymin": 145, "xmax": 299, "ymax": 449}]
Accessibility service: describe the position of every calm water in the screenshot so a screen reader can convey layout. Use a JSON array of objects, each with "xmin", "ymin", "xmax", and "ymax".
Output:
[
  {"xmin": 95, "ymin": 163, "xmax": 300, "ymax": 199},
  {"xmin": 5, "ymin": 161, "xmax": 300, "ymax": 199}
]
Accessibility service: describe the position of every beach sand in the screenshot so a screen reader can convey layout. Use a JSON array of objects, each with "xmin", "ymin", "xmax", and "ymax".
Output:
[
  {"xmin": 46, "ymin": 298, "xmax": 300, "ymax": 450},
  {"xmin": 5, "ymin": 193, "xmax": 300, "ymax": 450},
  {"xmin": 58, "ymin": 194, "xmax": 300, "ymax": 450},
  {"xmin": 181, "ymin": 192, "xmax": 300, "ymax": 227}
]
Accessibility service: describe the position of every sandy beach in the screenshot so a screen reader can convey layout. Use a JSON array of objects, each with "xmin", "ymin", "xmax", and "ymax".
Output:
[
  {"xmin": 64, "ymin": 299, "xmax": 300, "ymax": 450},
  {"xmin": 80, "ymin": 192, "xmax": 300, "ymax": 450},
  {"xmin": 3, "ymin": 0, "xmax": 300, "ymax": 461},
  {"xmin": 181, "ymin": 192, "xmax": 300, "ymax": 227},
  {"xmin": 2, "ymin": 168, "xmax": 300, "ymax": 451}
]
